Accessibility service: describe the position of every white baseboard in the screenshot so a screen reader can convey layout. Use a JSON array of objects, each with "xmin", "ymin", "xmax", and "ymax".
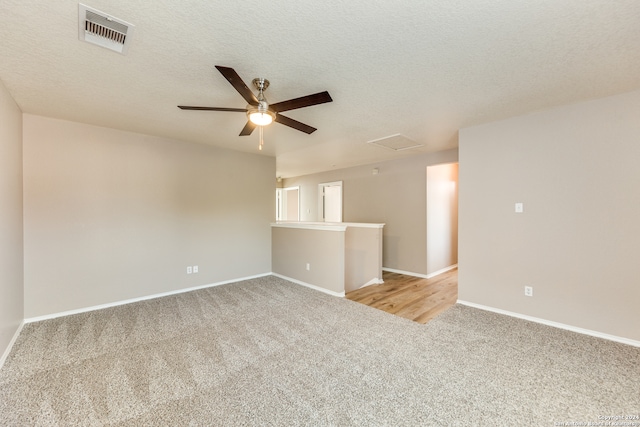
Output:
[
  {"xmin": 358, "ymin": 277, "xmax": 384, "ymax": 289},
  {"xmin": 271, "ymin": 273, "xmax": 345, "ymax": 298},
  {"xmin": 457, "ymin": 300, "xmax": 640, "ymax": 348},
  {"xmin": 0, "ymin": 321, "xmax": 25, "ymax": 370},
  {"xmin": 426, "ymin": 264, "xmax": 458, "ymax": 279},
  {"xmin": 383, "ymin": 264, "xmax": 457, "ymax": 280},
  {"xmin": 24, "ymin": 273, "xmax": 272, "ymax": 323},
  {"xmin": 383, "ymin": 267, "xmax": 429, "ymax": 279}
]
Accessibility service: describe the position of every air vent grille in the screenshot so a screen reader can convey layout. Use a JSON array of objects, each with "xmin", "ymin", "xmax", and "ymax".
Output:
[
  {"xmin": 78, "ymin": 4, "xmax": 135, "ymax": 55},
  {"xmin": 85, "ymin": 11, "xmax": 128, "ymax": 43}
]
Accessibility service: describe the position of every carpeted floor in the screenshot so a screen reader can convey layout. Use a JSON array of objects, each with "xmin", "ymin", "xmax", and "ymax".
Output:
[{"xmin": 1, "ymin": 275, "xmax": 638, "ymax": 426}]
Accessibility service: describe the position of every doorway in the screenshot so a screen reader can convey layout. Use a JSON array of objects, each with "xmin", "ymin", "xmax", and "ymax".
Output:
[
  {"xmin": 318, "ymin": 181, "xmax": 343, "ymax": 222},
  {"xmin": 276, "ymin": 186, "xmax": 300, "ymax": 221},
  {"xmin": 426, "ymin": 163, "xmax": 458, "ymax": 276}
]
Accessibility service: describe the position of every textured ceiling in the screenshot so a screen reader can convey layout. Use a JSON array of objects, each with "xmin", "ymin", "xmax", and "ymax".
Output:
[{"xmin": 1, "ymin": 1, "xmax": 639, "ymax": 177}]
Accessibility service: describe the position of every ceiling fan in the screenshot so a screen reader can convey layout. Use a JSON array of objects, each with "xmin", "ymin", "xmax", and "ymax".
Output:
[{"xmin": 178, "ymin": 66, "xmax": 333, "ymax": 149}]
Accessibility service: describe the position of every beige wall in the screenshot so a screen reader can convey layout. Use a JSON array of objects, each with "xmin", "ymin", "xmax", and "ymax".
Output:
[
  {"xmin": 0, "ymin": 79, "xmax": 24, "ymax": 356},
  {"xmin": 459, "ymin": 89, "xmax": 640, "ymax": 342},
  {"xmin": 272, "ymin": 226, "xmax": 345, "ymax": 294},
  {"xmin": 283, "ymin": 149, "xmax": 458, "ymax": 275},
  {"xmin": 23, "ymin": 115, "xmax": 275, "ymax": 318},
  {"xmin": 344, "ymin": 226, "xmax": 383, "ymax": 292}
]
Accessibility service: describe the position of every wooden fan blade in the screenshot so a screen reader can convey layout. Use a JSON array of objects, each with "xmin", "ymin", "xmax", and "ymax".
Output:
[
  {"xmin": 239, "ymin": 120, "xmax": 256, "ymax": 136},
  {"xmin": 215, "ymin": 66, "xmax": 259, "ymax": 106},
  {"xmin": 275, "ymin": 114, "xmax": 317, "ymax": 134},
  {"xmin": 178, "ymin": 106, "xmax": 246, "ymax": 112},
  {"xmin": 270, "ymin": 91, "xmax": 332, "ymax": 113}
]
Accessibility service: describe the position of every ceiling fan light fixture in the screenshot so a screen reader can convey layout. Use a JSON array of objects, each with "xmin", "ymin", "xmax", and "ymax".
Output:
[
  {"xmin": 179, "ymin": 66, "xmax": 332, "ymax": 139},
  {"xmin": 248, "ymin": 108, "xmax": 275, "ymax": 126}
]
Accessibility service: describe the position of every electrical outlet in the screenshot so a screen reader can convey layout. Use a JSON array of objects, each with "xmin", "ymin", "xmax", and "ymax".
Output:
[
  {"xmin": 524, "ymin": 286, "xmax": 533, "ymax": 297},
  {"xmin": 187, "ymin": 266, "xmax": 193, "ymax": 274},
  {"xmin": 193, "ymin": 265, "xmax": 198, "ymax": 273},
  {"xmin": 306, "ymin": 263, "xmax": 310, "ymax": 271}
]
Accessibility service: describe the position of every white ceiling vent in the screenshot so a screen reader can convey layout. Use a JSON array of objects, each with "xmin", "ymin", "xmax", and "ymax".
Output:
[
  {"xmin": 78, "ymin": 4, "xmax": 135, "ymax": 55},
  {"xmin": 367, "ymin": 134, "xmax": 423, "ymax": 151}
]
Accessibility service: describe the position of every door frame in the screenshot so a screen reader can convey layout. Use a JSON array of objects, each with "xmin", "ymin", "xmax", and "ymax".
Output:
[
  {"xmin": 318, "ymin": 181, "xmax": 343, "ymax": 222},
  {"xmin": 276, "ymin": 186, "xmax": 300, "ymax": 221}
]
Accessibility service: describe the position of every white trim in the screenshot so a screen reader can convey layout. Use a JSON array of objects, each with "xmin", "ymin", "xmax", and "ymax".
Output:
[
  {"xmin": 272, "ymin": 221, "xmax": 384, "ymax": 230},
  {"xmin": 275, "ymin": 188, "xmax": 282, "ymax": 221},
  {"xmin": 457, "ymin": 300, "xmax": 640, "ymax": 348},
  {"xmin": 426, "ymin": 264, "xmax": 458, "ymax": 279},
  {"xmin": 0, "ymin": 321, "xmax": 25, "ymax": 370},
  {"xmin": 357, "ymin": 277, "xmax": 384, "ymax": 289},
  {"xmin": 24, "ymin": 273, "xmax": 272, "ymax": 323},
  {"xmin": 382, "ymin": 264, "xmax": 457, "ymax": 279},
  {"xmin": 382, "ymin": 267, "xmax": 428, "ymax": 279},
  {"xmin": 272, "ymin": 273, "xmax": 345, "ymax": 298},
  {"xmin": 271, "ymin": 222, "xmax": 347, "ymax": 232},
  {"xmin": 383, "ymin": 267, "xmax": 429, "ymax": 279},
  {"xmin": 336, "ymin": 222, "xmax": 385, "ymax": 229}
]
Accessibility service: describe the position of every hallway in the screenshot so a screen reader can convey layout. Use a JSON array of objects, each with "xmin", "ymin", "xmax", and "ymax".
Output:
[{"xmin": 346, "ymin": 269, "xmax": 458, "ymax": 324}]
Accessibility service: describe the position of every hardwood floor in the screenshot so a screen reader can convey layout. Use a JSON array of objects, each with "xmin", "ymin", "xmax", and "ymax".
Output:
[{"xmin": 346, "ymin": 268, "xmax": 458, "ymax": 324}]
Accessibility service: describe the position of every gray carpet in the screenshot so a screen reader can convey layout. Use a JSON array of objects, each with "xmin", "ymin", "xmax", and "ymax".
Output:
[{"xmin": 1, "ymin": 276, "xmax": 638, "ymax": 426}]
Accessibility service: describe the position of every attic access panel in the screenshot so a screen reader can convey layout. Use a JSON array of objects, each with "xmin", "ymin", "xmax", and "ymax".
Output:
[{"xmin": 367, "ymin": 134, "xmax": 423, "ymax": 151}]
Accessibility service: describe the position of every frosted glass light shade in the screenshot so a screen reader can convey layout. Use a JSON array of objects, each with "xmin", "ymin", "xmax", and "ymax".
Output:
[{"xmin": 249, "ymin": 111, "xmax": 274, "ymax": 126}]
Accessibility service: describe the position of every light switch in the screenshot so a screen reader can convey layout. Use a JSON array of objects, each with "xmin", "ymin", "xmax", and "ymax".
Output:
[{"xmin": 515, "ymin": 203, "xmax": 524, "ymax": 213}]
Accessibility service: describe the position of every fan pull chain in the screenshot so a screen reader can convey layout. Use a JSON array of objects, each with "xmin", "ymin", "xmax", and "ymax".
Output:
[{"xmin": 259, "ymin": 125, "xmax": 264, "ymax": 151}]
